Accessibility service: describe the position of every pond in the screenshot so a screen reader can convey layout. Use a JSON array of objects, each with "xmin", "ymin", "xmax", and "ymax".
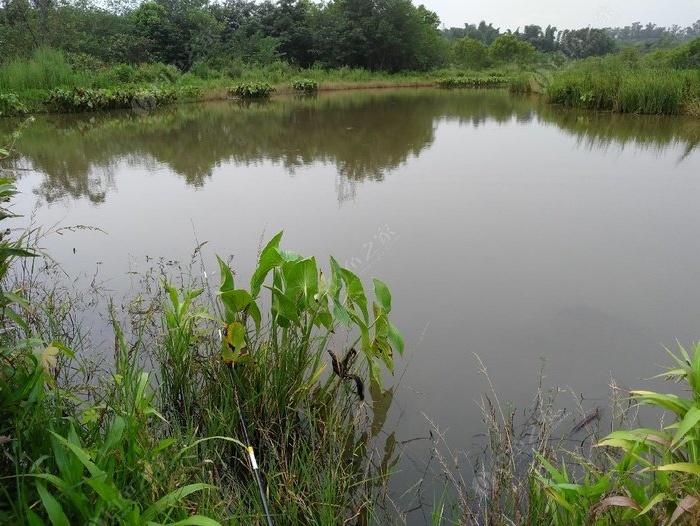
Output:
[{"xmin": 5, "ymin": 88, "xmax": 700, "ymax": 519}]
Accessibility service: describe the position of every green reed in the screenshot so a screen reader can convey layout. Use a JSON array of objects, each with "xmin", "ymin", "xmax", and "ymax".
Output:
[{"xmin": 547, "ymin": 58, "xmax": 700, "ymax": 116}]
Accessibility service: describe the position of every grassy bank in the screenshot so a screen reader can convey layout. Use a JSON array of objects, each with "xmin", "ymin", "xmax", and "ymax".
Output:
[
  {"xmin": 546, "ymin": 61, "xmax": 700, "ymax": 116},
  {"xmin": 0, "ymin": 47, "xmax": 524, "ymax": 116}
]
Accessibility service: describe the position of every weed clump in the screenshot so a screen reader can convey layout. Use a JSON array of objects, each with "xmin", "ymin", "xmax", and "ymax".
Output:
[{"xmin": 228, "ymin": 82, "xmax": 276, "ymax": 99}]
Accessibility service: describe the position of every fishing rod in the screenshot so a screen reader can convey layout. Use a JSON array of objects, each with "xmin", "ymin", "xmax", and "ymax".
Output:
[{"xmin": 191, "ymin": 224, "xmax": 274, "ymax": 526}]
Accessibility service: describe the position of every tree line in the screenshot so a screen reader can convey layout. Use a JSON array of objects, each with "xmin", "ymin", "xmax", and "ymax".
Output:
[
  {"xmin": 1, "ymin": 0, "xmax": 699, "ymax": 73},
  {"xmin": 444, "ymin": 19, "xmax": 700, "ymax": 60},
  {"xmin": 0, "ymin": 0, "xmax": 449, "ymax": 72}
]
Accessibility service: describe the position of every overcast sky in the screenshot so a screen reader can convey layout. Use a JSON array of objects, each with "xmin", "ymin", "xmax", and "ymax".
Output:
[{"xmin": 419, "ymin": 0, "xmax": 700, "ymax": 31}]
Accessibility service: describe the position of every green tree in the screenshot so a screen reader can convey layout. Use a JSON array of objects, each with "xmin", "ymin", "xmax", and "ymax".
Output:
[
  {"xmin": 489, "ymin": 33, "xmax": 536, "ymax": 64},
  {"xmin": 557, "ymin": 28, "xmax": 615, "ymax": 58},
  {"xmin": 453, "ymin": 37, "xmax": 490, "ymax": 69},
  {"xmin": 518, "ymin": 24, "xmax": 557, "ymax": 52},
  {"xmin": 130, "ymin": 0, "xmax": 222, "ymax": 68},
  {"xmin": 310, "ymin": 0, "xmax": 446, "ymax": 71}
]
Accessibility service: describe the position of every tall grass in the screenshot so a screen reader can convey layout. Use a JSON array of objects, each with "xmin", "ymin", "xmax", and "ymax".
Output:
[
  {"xmin": 547, "ymin": 58, "xmax": 700, "ymax": 115},
  {"xmin": 0, "ymin": 48, "xmax": 93, "ymax": 92}
]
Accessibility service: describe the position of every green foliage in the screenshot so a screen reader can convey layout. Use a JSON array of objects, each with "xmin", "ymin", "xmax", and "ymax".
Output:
[
  {"xmin": 0, "ymin": 93, "xmax": 28, "ymax": 117},
  {"xmin": 547, "ymin": 58, "xmax": 700, "ymax": 115},
  {"xmin": 436, "ymin": 75, "xmax": 510, "ymax": 89},
  {"xmin": 292, "ymin": 78, "xmax": 318, "ymax": 93},
  {"xmin": 0, "ymin": 47, "xmax": 92, "ymax": 93},
  {"xmin": 452, "ymin": 37, "xmax": 491, "ymax": 69},
  {"xmin": 489, "ymin": 34, "xmax": 537, "ymax": 65},
  {"xmin": 557, "ymin": 28, "xmax": 616, "ymax": 59},
  {"xmin": 536, "ymin": 344, "xmax": 700, "ymax": 524},
  {"xmin": 228, "ymin": 82, "xmax": 275, "ymax": 99},
  {"xmin": 45, "ymin": 86, "xmax": 177, "ymax": 113},
  {"xmin": 668, "ymin": 36, "xmax": 700, "ymax": 69}
]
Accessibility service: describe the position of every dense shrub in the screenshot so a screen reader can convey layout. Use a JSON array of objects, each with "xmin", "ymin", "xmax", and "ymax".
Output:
[
  {"xmin": 228, "ymin": 82, "xmax": 275, "ymax": 99},
  {"xmin": 436, "ymin": 75, "xmax": 510, "ymax": 88},
  {"xmin": 292, "ymin": 78, "xmax": 318, "ymax": 93},
  {"xmin": 45, "ymin": 86, "xmax": 177, "ymax": 113}
]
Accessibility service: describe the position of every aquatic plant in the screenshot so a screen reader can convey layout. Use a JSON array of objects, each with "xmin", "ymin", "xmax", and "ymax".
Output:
[
  {"xmin": 45, "ymin": 86, "xmax": 177, "ymax": 113},
  {"xmin": 292, "ymin": 78, "xmax": 319, "ymax": 93},
  {"xmin": 228, "ymin": 82, "xmax": 276, "ymax": 99},
  {"xmin": 436, "ymin": 75, "xmax": 510, "ymax": 89},
  {"xmin": 0, "ymin": 94, "xmax": 28, "ymax": 117}
]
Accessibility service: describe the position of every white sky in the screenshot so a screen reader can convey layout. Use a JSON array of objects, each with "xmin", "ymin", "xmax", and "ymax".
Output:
[{"xmin": 419, "ymin": 0, "xmax": 700, "ymax": 31}]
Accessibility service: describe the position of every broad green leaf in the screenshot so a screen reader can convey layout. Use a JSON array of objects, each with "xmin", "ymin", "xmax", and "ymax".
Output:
[
  {"xmin": 270, "ymin": 286, "xmax": 299, "ymax": 325},
  {"xmin": 637, "ymin": 493, "xmax": 668, "ymax": 517},
  {"xmin": 144, "ymin": 483, "xmax": 216, "ymax": 519},
  {"xmin": 534, "ymin": 452, "xmax": 569, "ymax": 484},
  {"xmin": 279, "ymin": 249, "xmax": 303, "ymax": 262},
  {"xmin": 542, "ymin": 486, "xmax": 574, "ymax": 512},
  {"xmin": 597, "ymin": 429, "xmax": 670, "ymax": 452},
  {"xmin": 672, "ymin": 406, "xmax": 700, "ymax": 448},
  {"xmin": 164, "ymin": 282, "xmax": 179, "ymax": 311},
  {"xmin": 369, "ymin": 360, "xmax": 382, "ymax": 389},
  {"xmin": 147, "ymin": 516, "xmax": 222, "ymax": 526},
  {"xmin": 49, "ymin": 431, "xmax": 104, "ymax": 479},
  {"xmin": 100, "ymin": 415, "xmax": 126, "ymax": 457},
  {"xmin": 328, "ymin": 256, "xmax": 343, "ymax": 299},
  {"xmin": 341, "ymin": 268, "xmax": 368, "ymax": 322},
  {"xmin": 316, "ymin": 311, "xmax": 333, "ymax": 330},
  {"xmin": 85, "ymin": 477, "xmax": 122, "ymax": 506},
  {"xmin": 286, "ymin": 257, "xmax": 318, "ymax": 306},
  {"xmin": 225, "ymin": 322, "xmax": 246, "ymax": 350},
  {"xmin": 250, "ymin": 232, "xmax": 284, "ymax": 298},
  {"xmin": 247, "ymin": 300, "xmax": 262, "ymax": 333},
  {"xmin": 36, "ymin": 482, "xmax": 70, "ymax": 526},
  {"xmin": 657, "ymin": 463, "xmax": 700, "ymax": 475},
  {"xmin": 30, "ymin": 473, "xmax": 70, "ymax": 494},
  {"xmin": 154, "ymin": 438, "xmax": 176, "ymax": 454},
  {"xmin": 0, "ymin": 246, "xmax": 36, "ymax": 258},
  {"xmin": 347, "ymin": 309, "xmax": 370, "ymax": 353},
  {"xmin": 372, "ymin": 278, "xmax": 392, "ymax": 312},
  {"xmin": 3, "ymin": 306, "xmax": 28, "ymax": 332},
  {"xmin": 332, "ymin": 298, "xmax": 351, "ymax": 328},
  {"xmin": 373, "ymin": 304, "xmax": 389, "ymax": 339},
  {"xmin": 388, "ymin": 322, "xmax": 404, "ymax": 356},
  {"xmin": 52, "ymin": 342, "xmax": 76, "ymax": 360},
  {"xmin": 220, "ymin": 289, "xmax": 254, "ymax": 320},
  {"xmin": 222, "ymin": 322, "xmax": 247, "ymax": 365},
  {"xmin": 217, "ymin": 256, "xmax": 235, "ymax": 293},
  {"xmin": 631, "ymin": 391, "xmax": 692, "ymax": 416},
  {"xmin": 596, "ymin": 437, "xmax": 637, "ymax": 451},
  {"xmin": 134, "ymin": 372, "xmax": 150, "ymax": 410}
]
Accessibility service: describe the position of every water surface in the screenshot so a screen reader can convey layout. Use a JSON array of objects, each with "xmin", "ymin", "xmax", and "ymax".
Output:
[{"xmin": 5, "ymin": 88, "xmax": 700, "ymax": 518}]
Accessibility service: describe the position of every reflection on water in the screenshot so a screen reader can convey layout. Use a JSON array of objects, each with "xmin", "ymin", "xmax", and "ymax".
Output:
[{"xmin": 5, "ymin": 89, "xmax": 698, "ymax": 205}]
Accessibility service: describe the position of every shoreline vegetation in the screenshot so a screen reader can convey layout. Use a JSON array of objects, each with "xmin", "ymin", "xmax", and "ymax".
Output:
[
  {"xmin": 0, "ymin": 0, "xmax": 699, "ymax": 118},
  {"xmin": 0, "ymin": 48, "xmax": 698, "ymax": 118}
]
